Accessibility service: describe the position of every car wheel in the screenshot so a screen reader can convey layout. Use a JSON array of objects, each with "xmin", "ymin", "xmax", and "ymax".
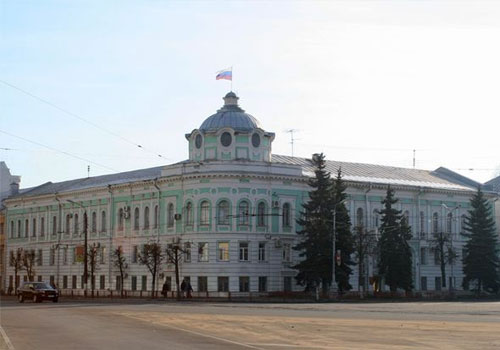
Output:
[
  {"xmin": 53, "ymin": 297, "xmax": 58, "ymax": 303},
  {"xmin": 18, "ymin": 294, "xmax": 24, "ymax": 303}
]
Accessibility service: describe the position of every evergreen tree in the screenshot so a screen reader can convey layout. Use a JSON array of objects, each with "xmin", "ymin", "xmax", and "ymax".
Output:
[
  {"xmin": 462, "ymin": 187, "xmax": 500, "ymax": 293},
  {"xmin": 377, "ymin": 187, "xmax": 413, "ymax": 292},
  {"xmin": 293, "ymin": 153, "xmax": 334, "ymax": 294},
  {"xmin": 332, "ymin": 168, "xmax": 355, "ymax": 293}
]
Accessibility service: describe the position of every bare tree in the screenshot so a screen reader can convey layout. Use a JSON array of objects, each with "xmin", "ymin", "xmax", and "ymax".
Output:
[
  {"xmin": 352, "ymin": 226, "xmax": 377, "ymax": 298},
  {"xmin": 9, "ymin": 248, "xmax": 23, "ymax": 293},
  {"xmin": 166, "ymin": 240, "xmax": 185, "ymax": 300},
  {"xmin": 87, "ymin": 243, "xmax": 100, "ymax": 297},
  {"xmin": 430, "ymin": 231, "xmax": 455, "ymax": 290},
  {"xmin": 22, "ymin": 249, "xmax": 36, "ymax": 281},
  {"xmin": 138, "ymin": 242, "xmax": 164, "ymax": 298},
  {"xmin": 112, "ymin": 246, "xmax": 128, "ymax": 298}
]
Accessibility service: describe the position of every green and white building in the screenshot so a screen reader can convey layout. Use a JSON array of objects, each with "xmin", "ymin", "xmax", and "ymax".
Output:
[{"xmin": 3, "ymin": 92, "xmax": 496, "ymax": 295}]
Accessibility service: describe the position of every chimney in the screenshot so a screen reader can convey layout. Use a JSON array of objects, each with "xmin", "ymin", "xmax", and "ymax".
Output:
[{"xmin": 10, "ymin": 182, "xmax": 19, "ymax": 196}]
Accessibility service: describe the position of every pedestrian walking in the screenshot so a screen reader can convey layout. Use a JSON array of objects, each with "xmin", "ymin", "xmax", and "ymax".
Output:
[
  {"xmin": 186, "ymin": 281, "xmax": 193, "ymax": 299},
  {"xmin": 180, "ymin": 279, "xmax": 186, "ymax": 299}
]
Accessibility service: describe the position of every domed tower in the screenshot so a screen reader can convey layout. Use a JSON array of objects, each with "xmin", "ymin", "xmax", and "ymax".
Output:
[{"xmin": 185, "ymin": 92, "xmax": 275, "ymax": 162}]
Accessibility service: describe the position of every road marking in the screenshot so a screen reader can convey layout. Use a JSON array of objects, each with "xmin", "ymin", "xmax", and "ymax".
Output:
[
  {"xmin": 0, "ymin": 326, "xmax": 15, "ymax": 350},
  {"xmin": 247, "ymin": 344, "xmax": 328, "ymax": 349},
  {"xmin": 126, "ymin": 315, "xmax": 267, "ymax": 350}
]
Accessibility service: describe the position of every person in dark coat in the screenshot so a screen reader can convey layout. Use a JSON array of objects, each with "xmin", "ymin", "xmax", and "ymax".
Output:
[{"xmin": 180, "ymin": 279, "xmax": 186, "ymax": 298}]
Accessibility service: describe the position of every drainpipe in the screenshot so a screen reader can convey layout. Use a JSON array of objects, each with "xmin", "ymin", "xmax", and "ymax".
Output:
[
  {"xmin": 107, "ymin": 185, "xmax": 113, "ymax": 289},
  {"xmin": 153, "ymin": 178, "xmax": 161, "ymax": 243},
  {"xmin": 55, "ymin": 194, "xmax": 62, "ymax": 288}
]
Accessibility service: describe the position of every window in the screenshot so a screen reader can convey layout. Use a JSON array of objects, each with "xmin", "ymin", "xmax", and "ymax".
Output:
[
  {"xmin": 218, "ymin": 242, "xmax": 229, "ymax": 261},
  {"xmin": 195, "ymin": 134, "xmax": 202, "ymax": 149},
  {"xmin": 167, "ymin": 203, "xmax": 174, "ymax": 228},
  {"xmin": 100, "ymin": 246, "xmax": 106, "ymax": 264},
  {"xmin": 420, "ymin": 247, "xmax": 427, "ymax": 265},
  {"xmin": 25, "ymin": 219, "xmax": 29, "ymax": 237},
  {"xmin": 420, "ymin": 211, "xmax": 425, "ymax": 233},
  {"xmin": 134, "ymin": 208, "xmax": 140, "ymax": 230},
  {"xmin": 10, "ymin": 221, "xmax": 14, "ymax": 238},
  {"xmin": 131, "ymin": 276, "xmax": 137, "ymax": 291},
  {"xmin": 239, "ymin": 276, "xmax": 249, "ymax": 292},
  {"xmin": 72, "ymin": 275, "xmax": 77, "ymax": 289},
  {"xmin": 141, "ymin": 276, "xmax": 147, "ymax": 291},
  {"xmin": 435, "ymin": 276, "xmax": 442, "ymax": 291},
  {"xmin": 132, "ymin": 245, "xmax": 138, "ymax": 264},
  {"xmin": 198, "ymin": 242, "xmax": 209, "ymax": 262},
  {"xmin": 32, "ymin": 218, "xmax": 36, "ymax": 237},
  {"xmin": 372, "ymin": 210, "xmax": 380, "ymax": 229},
  {"xmin": 17, "ymin": 219, "xmax": 21, "ymax": 237},
  {"xmin": 63, "ymin": 247, "xmax": 68, "ymax": 265},
  {"xmin": 461, "ymin": 214, "xmax": 467, "ymax": 233},
  {"xmin": 433, "ymin": 249, "xmax": 440, "ymax": 265},
  {"xmin": 356, "ymin": 208, "xmax": 364, "ymax": 228},
  {"xmin": 402, "ymin": 210, "xmax": 410, "ymax": 226},
  {"xmin": 198, "ymin": 276, "xmax": 207, "ymax": 292},
  {"xmin": 74, "ymin": 213, "xmax": 79, "ymax": 235},
  {"xmin": 72, "ymin": 247, "xmax": 77, "ymax": 264},
  {"xmin": 282, "ymin": 203, "xmax": 291, "ymax": 227},
  {"xmin": 238, "ymin": 201, "xmax": 249, "ymax": 226},
  {"xmin": 239, "ymin": 242, "xmax": 249, "ymax": 261},
  {"xmin": 118, "ymin": 208, "xmax": 124, "ymax": 231},
  {"xmin": 251, "ymin": 133, "xmax": 260, "ymax": 147},
  {"xmin": 63, "ymin": 275, "xmax": 68, "ymax": 289},
  {"xmin": 258, "ymin": 276, "xmax": 267, "ymax": 292},
  {"xmin": 66, "ymin": 214, "xmax": 72, "ymax": 234},
  {"xmin": 91, "ymin": 212, "xmax": 97, "ymax": 233},
  {"xmin": 258, "ymin": 242, "xmax": 266, "ymax": 261},
  {"xmin": 446, "ymin": 213, "xmax": 453, "ymax": 234},
  {"xmin": 200, "ymin": 201, "xmax": 210, "ymax": 225},
  {"xmin": 257, "ymin": 202, "xmax": 266, "ymax": 226},
  {"xmin": 218, "ymin": 277, "xmax": 229, "ymax": 292},
  {"xmin": 37, "ymin": 249, "xmax": 43, "ymax": 266},
  {"xmin": 421, "ymin": 276, "xmax": 427, "ymax": 291},
  {"xmin": 164, "ymin": 276, "xmax": 172, "ymax": 292},
  {"xmin": 166, "ymin": 244, "xmax": 174, "ymax": 263},
  {"xmin": 154, "ymin": 205, "xmax": 159, "ymax": 229},
  {"xmin": 101, "ymin": 210, "xmax": 106, "ymax": 232},
  {"xmin": 144, "ymin": 206, "xmax": 150, "ymax": 229},
  {"xmin": 220, "ymin": 132, "xmax": 232, "ymax": 147},
  {"xmin": 282, "ymin": 243, "xmax": 291, "ymax": 262},
  {"xmin": 100, "ymin": 275, "xmax": 105, "ymax": 290},
  {"xmin": 185, "ymin": 202, "xmax": 193, "ymax": 226},
  {"xmin": 50, "ymin": 248, "xmax": 55, "ymax": 266},
  {"xmin": 284, "ymin": 276, "xmax": 292, "ymax": 292},
  {"xmin": 40, "ymin": 217, "xmax": 45, "ymax": 236},
  {"xmin": 217, "ymin": 200, "xmax": 230, "ymax": 225},
  {"xmin": 184, "ymin": 242, "xmax": 191, "ymax": 262},
  {"xmin": 116, "ymin": 276, "xmax": 122, "ymax": 291},
  {"xmin": 432, "ymin": 212, "xmax": 439, "ymax": 233}
]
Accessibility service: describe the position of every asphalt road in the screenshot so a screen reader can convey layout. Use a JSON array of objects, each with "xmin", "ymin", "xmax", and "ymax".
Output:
[{"xmin": 1, "ymin": 298, "xmax": 500, "ymax": 350}]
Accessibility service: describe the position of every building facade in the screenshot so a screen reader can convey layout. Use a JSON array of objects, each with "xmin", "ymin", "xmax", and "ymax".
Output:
[{"xmin": 3, "ymin": 93, "xmax": 496, "ymax": 295}]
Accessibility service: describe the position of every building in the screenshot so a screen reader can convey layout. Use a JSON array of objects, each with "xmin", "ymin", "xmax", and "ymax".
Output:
[{"xmin": 3, "ymin": 93, "xmax": 497, "ymax": 295}]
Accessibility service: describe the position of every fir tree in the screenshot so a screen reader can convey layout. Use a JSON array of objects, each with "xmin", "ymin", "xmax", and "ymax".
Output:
[
  {"xmin": 462, "ymin": 187, "xmax": 500, "ymax": 293},
  {"xmin": 332, "ymin": 168, "xmax": 354, "ymax": 293},
  {"xmin": 293, "ymin": 153, "xmax": 334, "ymax": 294},
  {"xmin": 377, "ymin": 187, "xmax": 413, "ymax": 292}
]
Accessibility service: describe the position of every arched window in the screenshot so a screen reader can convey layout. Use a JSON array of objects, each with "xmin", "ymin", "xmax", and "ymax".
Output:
[
  {"xmin": 461, "ymin": 214, "xmax": 467, "ymax": 233},
  {"xmin": 257, "ymin": 202, "xmax": 266, "ymax": 227},
  {"xmin": 40, "ymin": 217, "xmax": 45, "ymax": 236},
  {"xmin": 10, "ymin": 221, "xmax": 14, "ymax": 238},
  {"xmin": 73, "ymin": 213, "xmax": 79, "ymax": 235},
  {"xmin": 118, "ymin": 208, "xmax": 124, "ymax": 231},
  {"xmin": 154, "ymin": 205, "xmax": 159, "ymax": 229},
  {"xmin": 217, "ymin": 200, "xmax": 230, "ymax": 225},
  {"xmin": 52, "ymin": 216, "xmax": 57, "ymax": 235},
  {"xmin": 17, "ymin": 220, "xmax": 21, "ymax": 238},
  {"xmin": 144, "ymin": 206, "xmax": 150, "ymax": 229},
  {"xmin": 167, "ymin": 203, "xmax": 174, "ymax": 228},
  {"xmin": 25, "ymin": 219, "xmax": 29, "ymax": 237},
  {"xmin": 446, "ymin": 212, "xmax": 453, "ymax": 234},
  {"xmin": 101, "ymin": 210, "xmax": 106, "ymax": 232},
  {"xmin": 200, "ymin": 201, "xmax": 210, "ymax": 225},
  {"xmin": 356, "ymin": 208, "xmax": 364, "ymax": 228},
  {"xmin": 32, "ymin": 218, "xmax": 36, "ymax": 237},
  {"xmin": 372, "ymin": 209, "xmax": 379, "ymax": 229},
  {"xmin": 238, "ymin": 201, "xmax": 249, "ymax": 226},
  {"xmin": 420, "ymin": 211, "xmax": 425, "ymax": 233},
  {"xmin": 185, "ymin": 202, "xmax": 193, "ymax": 225},
  {"xmin": 282, "ymin": 203, "xmax": 291, "ymax": 227},
  {"xmin": 134, "ymin": 208, "xmax": 140, "ymax": 230},
  {"xmin": 402, "ymin": 210, "xmax": 410, "ymax": 225},
  {"xmin": 91, "ymin": 211, "xmax": 97, "ymax": 233},
  {"xmin": 66, "ymin": 214, "xmax": 72, "ymax": 234},
  {"xmin": 432, "ymin": 212, "xmax": 439, "ymax": 233}
]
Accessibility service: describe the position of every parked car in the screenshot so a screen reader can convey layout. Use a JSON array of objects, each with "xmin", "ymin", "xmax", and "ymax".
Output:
[{"xmin": 17, "ymin": 282, "xmax": 59, "ymax": 303}]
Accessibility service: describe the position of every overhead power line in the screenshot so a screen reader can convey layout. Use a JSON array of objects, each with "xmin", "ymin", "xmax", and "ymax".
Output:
[
  {"xmin": 0, "ymin": 129, "xmax": 118, "ymax": 172},
  {"xmin": 0, "ymin": 79, "xmax": 169, "ymax": 160}
]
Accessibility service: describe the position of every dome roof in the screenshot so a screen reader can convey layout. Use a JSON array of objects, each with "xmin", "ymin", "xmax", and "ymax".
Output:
[{"xmin": 199, "ymin": 92, "xmax": 262, "ymax": 133}]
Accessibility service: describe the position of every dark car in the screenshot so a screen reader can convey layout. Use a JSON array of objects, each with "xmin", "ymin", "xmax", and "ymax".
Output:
[{"xmin": 17, "ymin": 282, "xmax": 59, "ymax": 303}]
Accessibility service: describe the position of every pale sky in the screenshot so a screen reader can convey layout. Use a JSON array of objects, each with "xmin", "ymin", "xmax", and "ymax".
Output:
[{"xmin": 1, "ymin": 0, "xmax": 500, "ymax": 188}]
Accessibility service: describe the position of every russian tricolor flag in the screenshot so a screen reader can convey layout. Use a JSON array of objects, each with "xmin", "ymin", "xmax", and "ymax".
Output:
[{"xmin": 216, "ymin": 68, "xmax": 232, "ymax": 81}]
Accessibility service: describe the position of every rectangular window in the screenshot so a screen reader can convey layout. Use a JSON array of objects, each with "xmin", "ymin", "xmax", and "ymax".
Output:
[
  {"xmin": 131, "ymin": 276, "xmax": 137, "ymax": 291},
  {"xmin": 435, "ymin": 277, "xmax": 442, "ymax": 291},
  {"xmin": 420, "ymin": 247, "xmax": 427, "ymax": 265},
  {"xmin": 258, "ymin": 276, "xmax": 267, "ymax": 292},
  {"xmin": 100, "ymin": 275, "xmax": 105, "ymax": 290},
  {"xmin": 63, "ymin": 247, "xmax": 68, "ymax": 265},
  {"xmin": 100, "ymin": 246, "xmax": 106, "ymax": 264},
  {"xmin": 41, "ymin": 217, "xmax": 45, "ymax": 236},
  {"xmin": 116, "ymin": 276, "xmax": 122, "ymax": 291},
  {"xmin": 132, "ymin": 245, "xmax": 138, "ymax": 264},
  {"xmin": 141, "ymin": 275, "xmax": 147, "ymax": 291},
  {"xmin": 81, "ymin": 275, "xmax": 85, "ymax": 288},
  {"xmin": 421, "ymin": 276, "xmax": 427, "ymax": 291},
  {"xmin": 164, "ymin": 276, "xmax": 172, "ymax": 292},
  {"xmin": 72, "ymin": 247, "xmax": 77, "ymax": 264},
  {"xmin": 239, "ymin": 276, "xmax": 249, "ymax": 292},
  {"xmin": 184, "ymin": 242, "xmax": 191, "ymax": 263},
  {"xmin": 63, "ymin": 275, "xmax": 68, "ymax": 289},
  {"xmin": 37, "ymin": 275, "xmax": 43, "ymax": 282},
  {"xmin": 282, "ymin": 243, "xmax": 291, "ymax": 262},
  {"xmin": 433, "ymin": 249, "xmax": 440, "ymax": 265},
  {"xmin": 239, "ymin": 242, "xmax": 249, "ymax": 261},
  {"xmin": 50, "ymin": 248, "xmax": 55, "ymax": 266},
  {"xmin": 166, "ymin": 244, "xmax": 174, "ymax": 263},
  {"xmin": 198, "ymin": 276, "xmax": 207, "ymax": 292},
  {"xmin": 37, "ymin": 249, "xmax": 43, "ymax": 266},
  {"xmin": 217, "ymin": 276, "xmax": 229, "ymax": 292},
  {"xmin": 50, "ymin": 275, "xmax": 55, "ymax": 286},
  {"xmin": 198, "ymin": 242, "xmax": 209, "ymax": 262},
  {"xmin": 72, "ymin": 275, "xmax": 77, "ymax": 289},
  {"xmin": 258, "ymin": 242, "xmax": 266, "ymax": 261},
  {"xmin": 218, "ymin": 242, "xmax": 229, "ymax": 261},
  {"xmin": 284, "ymin": 276, "xmax": 292, "ymax": 292}
]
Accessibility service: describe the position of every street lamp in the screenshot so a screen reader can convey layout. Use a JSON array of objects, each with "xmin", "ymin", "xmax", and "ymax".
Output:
[
  {"xmin": 67, "ymin": 199, "xmax": 88, "ymax": 293},
  {"xmin": 332, "ymin": 198, "xmax": 347, "ymax": 294}
]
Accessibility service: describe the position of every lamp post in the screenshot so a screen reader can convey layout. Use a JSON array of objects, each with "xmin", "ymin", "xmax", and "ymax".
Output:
[
  {"xmin": 332, "ymin": 198, "xmax": 347, "ymax": 294},
  {"xmin": 67, "ymin": 200, "xmax": 88, "ymax": 293}
]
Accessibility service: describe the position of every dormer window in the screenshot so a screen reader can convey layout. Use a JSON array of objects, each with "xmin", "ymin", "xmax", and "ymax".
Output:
[
  {"xmin": 195, "ymin": 134, "xmax": 202, "ymax": 149},
  {"xmin": 252, "ymin": 133, "xmax": 260, "ymax": 147},
  {"xmin": 221, "ymin": 132, "xmax": 232, "ymax": 147}
]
